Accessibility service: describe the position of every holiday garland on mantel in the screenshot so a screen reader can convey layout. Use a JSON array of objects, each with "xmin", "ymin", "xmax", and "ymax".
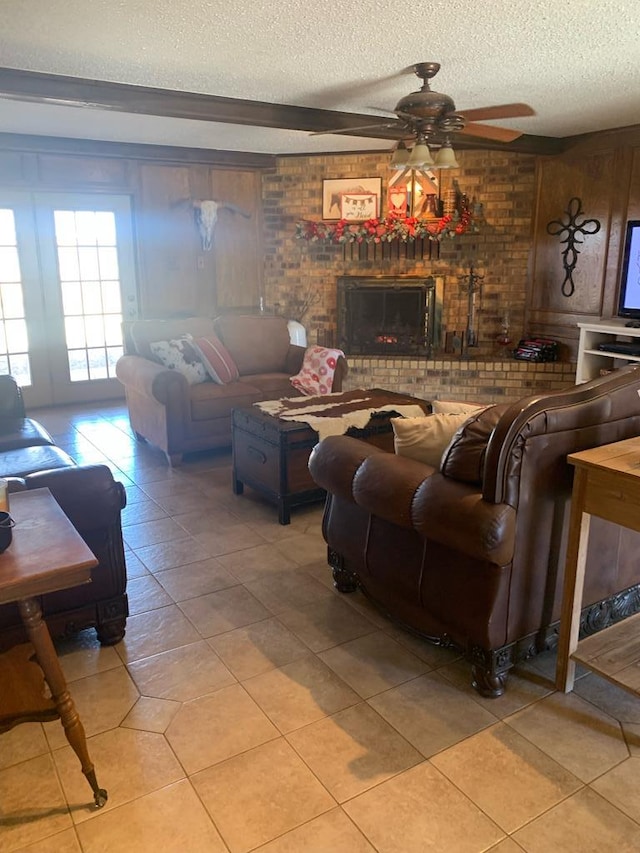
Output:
[{"xmin": 295, "ymin": 194, "xmax": 477, "ymax": 245}]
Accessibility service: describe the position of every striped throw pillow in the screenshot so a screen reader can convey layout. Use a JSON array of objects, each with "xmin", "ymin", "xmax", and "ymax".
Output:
[{"xmin": 189, "ymin": 333, "xmax": 239, "ymax": 384}]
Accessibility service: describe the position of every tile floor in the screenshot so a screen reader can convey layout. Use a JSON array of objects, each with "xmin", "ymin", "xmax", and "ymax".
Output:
[{"xmin": 2, "ymin": 401, "xmax": 640, "ymax": 852}]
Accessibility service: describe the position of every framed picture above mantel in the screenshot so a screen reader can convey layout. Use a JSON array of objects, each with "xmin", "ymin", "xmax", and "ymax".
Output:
[{"xmin": 322, "ymin": 177, "xmax": 382, "ymax": 221}]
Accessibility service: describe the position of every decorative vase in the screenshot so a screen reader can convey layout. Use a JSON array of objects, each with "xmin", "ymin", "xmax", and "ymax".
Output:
[{"xmin": 287, "ymin": 319, "xmax": 307, "ymax": 347}]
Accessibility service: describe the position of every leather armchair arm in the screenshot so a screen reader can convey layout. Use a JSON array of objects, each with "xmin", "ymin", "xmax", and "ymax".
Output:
[
  {"xmin": 311, "ymin": 435, "xmax": 516, "ymax": 567},
  {"xmin": 413, "ymin": 473, "xmax": 516, "ymax": 566},
  {"xmin": 115, "ymin": 354, "xmax": 189, "ymax": 406},
  {"xmin": 309, "ymin": 435, "xmax": 389, "ymax": 500}
]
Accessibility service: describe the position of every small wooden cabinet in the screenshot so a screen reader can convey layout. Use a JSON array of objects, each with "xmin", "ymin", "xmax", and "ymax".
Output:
[{"xmin": 576, "ymin": 320, "xmax": 640, "ymax": 384}]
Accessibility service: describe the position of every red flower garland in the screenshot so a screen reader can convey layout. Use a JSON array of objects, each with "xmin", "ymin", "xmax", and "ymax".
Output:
[{"xmin": 295, "ymin": 210, "xmax": 475, "ymax": 244}]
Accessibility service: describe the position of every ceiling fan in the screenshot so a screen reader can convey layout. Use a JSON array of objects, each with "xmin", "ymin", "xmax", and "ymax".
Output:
[{"xmin": 314, "ymin": 62, "xmax": 535, "ymax": 167}]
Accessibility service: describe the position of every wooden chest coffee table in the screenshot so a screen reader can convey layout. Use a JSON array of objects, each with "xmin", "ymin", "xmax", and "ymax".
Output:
[{"xmin": 231, "ymin": 388, "xmax": 430, "ymax": 524}]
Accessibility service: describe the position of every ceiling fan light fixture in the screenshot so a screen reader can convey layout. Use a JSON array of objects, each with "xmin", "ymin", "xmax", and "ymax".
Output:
[
  {"xmin": 433, "ymin": 142, "xmax": 459, "ymax": 170},
  {"xmin": 408, "ymin": 140, "xmax": 434, "ymax": 167},
  {"xmin": 390, "ymin": 139, "xmax": 410, "ymax": 168}
]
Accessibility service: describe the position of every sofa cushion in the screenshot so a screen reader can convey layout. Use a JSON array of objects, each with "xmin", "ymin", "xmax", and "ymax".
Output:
[
  {"xmin": 130, "ymin": 317, "xmax": 217, "ymax": 361},
  {"xmin": 440, "ymin": 404, "xmax": 508, "ymax": 485},
  {"xmin": 239, "ymin": 373, "xmax": 303, "ymax": 398},
  {"xmin": 392, "ymin": 413, "xmax": 470, "ymax": 467},
  {"xmin": 214, "ymin": 314, "xmax": 291, "ymax": 375},
  {"xmin": 189, "ymin": 332, "xmax": 240, "ymax": 384},
  {"xmin": 189, "ymin": 380, "xmax": 264, "ymax": 421},
  {"xmin": 149, "ymin": 338, "xmax": 209, "ymax": 385}
]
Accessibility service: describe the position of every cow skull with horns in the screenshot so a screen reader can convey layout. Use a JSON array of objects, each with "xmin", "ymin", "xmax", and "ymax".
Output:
[{"xmin": 193, "ymin": 199, "xmax": 251, "ymax": 251}]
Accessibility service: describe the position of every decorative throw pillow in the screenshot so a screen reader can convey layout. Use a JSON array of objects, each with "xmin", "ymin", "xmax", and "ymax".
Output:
[
  {"xmin": 392, "ymin": 412, "xmax": 472, "ymax": 467},
  {"xmin": 431, "ymin": 400, "xmax": 487, "ymax": 415},
  {"xmin": 188, "ymin": 332, "xmax": 239, "ymax": 384},
  {"xmin": 149, "ymin": 338, "xmax": 208, "ymax": 385}
]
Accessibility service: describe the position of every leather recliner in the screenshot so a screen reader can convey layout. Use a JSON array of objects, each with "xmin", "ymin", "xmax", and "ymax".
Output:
[{"xmin": 309, "ymin": 364, "xmax": 640, "ymax": 696}]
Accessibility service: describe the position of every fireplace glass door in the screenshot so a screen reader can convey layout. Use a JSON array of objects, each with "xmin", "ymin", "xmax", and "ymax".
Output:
[{"xmin": 337, "ymin": 276, "xmax": 441, "ymax": 356}]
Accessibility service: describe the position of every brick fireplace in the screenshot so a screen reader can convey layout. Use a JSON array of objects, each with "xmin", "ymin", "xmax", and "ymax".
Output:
[{"xmin": 263, "ymin": 148, "xmax": 578, "ymax": 402}]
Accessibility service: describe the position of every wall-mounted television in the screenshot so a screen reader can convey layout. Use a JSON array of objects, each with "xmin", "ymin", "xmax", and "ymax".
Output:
[{"xmin": 617, "ymin": 220, "xmax": 640, "ymax": 319}]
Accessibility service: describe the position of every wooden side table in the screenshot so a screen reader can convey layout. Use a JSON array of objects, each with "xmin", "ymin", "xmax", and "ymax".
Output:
[
  {"xmin": 0, "ymin": 488, "xmax": 108, "ymax": 808},
  {"xmin": 556, "ymin": 437, "xmax": 640, "ymax": 696}
]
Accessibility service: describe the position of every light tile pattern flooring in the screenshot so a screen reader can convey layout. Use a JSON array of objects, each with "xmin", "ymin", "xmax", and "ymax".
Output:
[{"xmin": 2, "ymin": 402, "xmax": 640, "ymax": 852}]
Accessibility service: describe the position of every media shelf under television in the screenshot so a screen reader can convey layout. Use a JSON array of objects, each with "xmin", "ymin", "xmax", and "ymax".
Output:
[{"xmin": 576, "ymin": 320, "xmax": 640, "ymax": 384}]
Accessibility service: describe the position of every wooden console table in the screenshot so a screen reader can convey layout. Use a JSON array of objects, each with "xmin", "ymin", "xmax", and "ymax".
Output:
[
  {"xmin": 556, "ymin": 437, "xmax": 640, "ymax": 695},
  {"xmin": 0, "ymin": 488, "xmax": 108, "ymax": 808}
]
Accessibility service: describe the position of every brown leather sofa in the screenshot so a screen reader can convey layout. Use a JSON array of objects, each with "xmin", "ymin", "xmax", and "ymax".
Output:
[
  {"xmin": 309, "ymin": 364, "xmax": 640, "ymax": 696},
  {"xmin": 116, "ymin": 314, "xmax": 347, "ymax": 465},
  {"xmin": 0, "ymin": 376, "xmax": 128, "ymax": 649}
]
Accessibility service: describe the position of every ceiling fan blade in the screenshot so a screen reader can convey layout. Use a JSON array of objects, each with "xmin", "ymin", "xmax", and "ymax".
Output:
[
  {"xmin": 310, "ymin": 121, "xmax": 402, "ymax": 137},
  {"xmin": 460, "ymin": 122, "xmax": 524, "ymax": 142},
  {"xmin": 458, "ymin": 103, "xmax": 535, "ymax": 122}
]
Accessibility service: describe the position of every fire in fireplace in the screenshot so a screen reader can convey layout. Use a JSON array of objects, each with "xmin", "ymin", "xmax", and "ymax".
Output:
[{"xmin": 337, "ymin": 275, "xmax": 442, "ymax": 356}]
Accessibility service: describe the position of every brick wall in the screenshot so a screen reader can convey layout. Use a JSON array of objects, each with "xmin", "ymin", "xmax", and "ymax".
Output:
[
  {"xmin": 263, "ymin": 148, "xmax": 537, "ymax": 351},
  {"xmin": 343, "ymin": 356, "xmax": 576, "ymax": 403},
  {"xmin": 263, "ymin": 147, "xmax": 578, "ymax": 396}
]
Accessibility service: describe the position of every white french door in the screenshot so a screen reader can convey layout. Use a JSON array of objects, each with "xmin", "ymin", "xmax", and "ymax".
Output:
[{"xmin": 0, "ymin": 191, "xmax": 138, "ymax": 408}]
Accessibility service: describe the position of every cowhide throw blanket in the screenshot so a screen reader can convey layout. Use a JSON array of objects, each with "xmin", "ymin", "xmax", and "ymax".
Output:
[{"xmin": 256, "ymin": 389, "xmax": 428, "ymax": 441}]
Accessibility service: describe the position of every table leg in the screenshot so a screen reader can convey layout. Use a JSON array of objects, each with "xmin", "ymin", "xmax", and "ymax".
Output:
[
  {"xmin": 278, "ymin": 498, "xmax": 291, "ymax": 525},
  {"xmin": 555, "ymin": 468, "xmax": 591, "ymax": 693},
  {"xmin": 18, "ymin": 597, "xmax": 108, "ymax": 808}
]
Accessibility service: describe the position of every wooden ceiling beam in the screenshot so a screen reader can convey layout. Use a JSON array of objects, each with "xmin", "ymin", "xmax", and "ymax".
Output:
[{"xmin": 0, "ymin": 67, "xmax": 564, "ymax": 156}]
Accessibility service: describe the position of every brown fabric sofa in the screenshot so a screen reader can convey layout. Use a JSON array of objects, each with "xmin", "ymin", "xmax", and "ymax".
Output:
[
  {"xmin": 116, "ymin": 314, "xmax": 347, "ymax": 465},
  {"xmin": 309, "ymin": 364, "xmax": 640, "ymax": 696},
  {"xmin": 0, "ymin": 376, "xmax": 128, "ymax": 649}
]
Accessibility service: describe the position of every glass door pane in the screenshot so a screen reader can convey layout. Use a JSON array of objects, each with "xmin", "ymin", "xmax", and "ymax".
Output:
[
  {"xmin": 54, "ymin": 209, "xmax": 124, "ymax": 382},
  {"xmin": 0, "ymin": 208, "xmax": 31, "ymax": 386},
  {"xmin": 34, "ymin": 193, "xmax": 138, "ymax": 405}
]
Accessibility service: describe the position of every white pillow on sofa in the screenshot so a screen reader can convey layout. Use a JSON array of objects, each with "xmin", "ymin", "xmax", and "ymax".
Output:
[
  {"xmin": 392, "ymin": 412, "xmax": 471, "ymax": 467},
  {"xmin": 431, "ymin": 400, "xmax": 487, "ymax": 415},
  {"xmin": 149, "ymin": 338, "xmax": 208, "ymax": 385}
]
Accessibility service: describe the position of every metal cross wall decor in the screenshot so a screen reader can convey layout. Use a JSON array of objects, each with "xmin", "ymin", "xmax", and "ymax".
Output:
[{"xmin": 546, "ymin": 197, "xmax": 601, "ymax": 297}]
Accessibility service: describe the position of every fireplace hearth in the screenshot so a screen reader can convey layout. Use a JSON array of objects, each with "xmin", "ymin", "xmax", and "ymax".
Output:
[{"xmin": 337, "ymin": 275, "xmax": 442, "ymax": 356}]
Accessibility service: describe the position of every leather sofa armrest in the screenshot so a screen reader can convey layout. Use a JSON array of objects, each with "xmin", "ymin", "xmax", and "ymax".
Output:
[
  {"xmin": 25, "ymin": 464, "xmax": 127, "ymax": 532},
  {"xmin": 116, "ymin": 354, "xmax": 189, "ymax": 405},
  {"xmin": 0, "ymin": 375, "xmax": 26, "ymax": 419},
  {"xmin": 284, "ymin": 344, "xmax": 306, "ymax": 377},
  {"xmin": 332, "ymin": 356, "xmax": 348, "ymax": 393},
  {"xmin": 413, "ymin": 473, "xmax": 516, "ymax": 566}
]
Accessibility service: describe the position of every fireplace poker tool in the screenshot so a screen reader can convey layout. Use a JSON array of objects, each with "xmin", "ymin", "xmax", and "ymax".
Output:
[{"xmin": 459, "ymin": 266, "xmax": 484, "ymax": 359}]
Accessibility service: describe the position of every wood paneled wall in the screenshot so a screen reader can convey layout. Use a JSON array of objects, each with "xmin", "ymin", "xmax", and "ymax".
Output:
[
  {"xmin": 0, "ymin": 135, "xmax": 270, "ymax": 320},
  {"xmin": 3, "ymin": 121, "xmax": 640, "ymax": 360},
  {"xmin": 527, "ymin": 126, "xmax": 640, "ymax": 358}
]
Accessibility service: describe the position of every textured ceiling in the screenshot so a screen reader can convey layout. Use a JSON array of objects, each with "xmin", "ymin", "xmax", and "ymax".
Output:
[{"xmin": 1, "ymin": 0, "xmax": 639, "ymax": 154}]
